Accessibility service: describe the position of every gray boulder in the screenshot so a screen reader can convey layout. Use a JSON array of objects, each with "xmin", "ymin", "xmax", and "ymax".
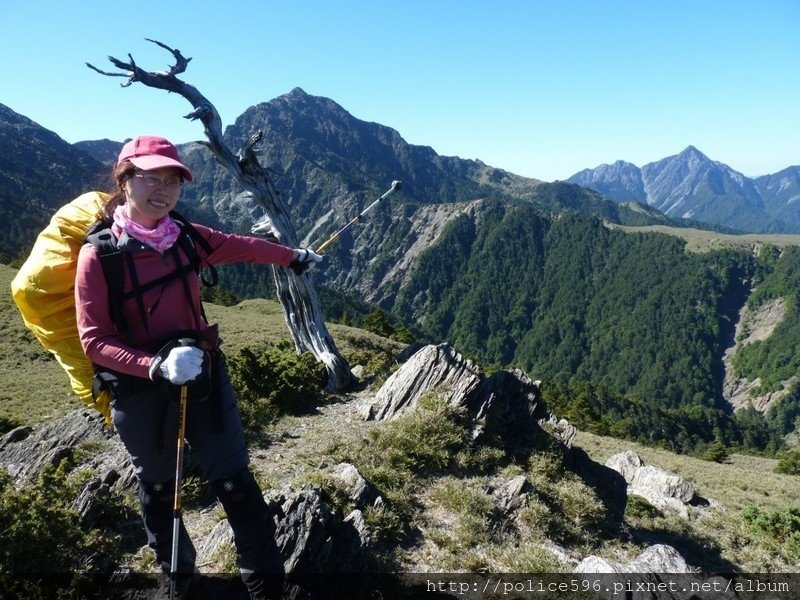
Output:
[
  {"xmin": 576, "ymin": 545, "xmax": 739, "ymax": 600},
  {"xmin": 607, "ymin": 450, "xmax": 700, "ymax": 517},
  {"xmin": 576, "ymin": 543, "xmax": 691, "ymax": 573},
  {"xmin": 331, "ymin": 462, "xmax": 383, "ymax": 509}
]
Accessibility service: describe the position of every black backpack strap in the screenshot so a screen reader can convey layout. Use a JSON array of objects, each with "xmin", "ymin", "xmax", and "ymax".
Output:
[
  {"xmin": 85, "ymin": 224, "xmax": 129, "ymax": 334},
  {"xmin": 170, "ymin": 210, "xmax": 219, "ymax": 287}
]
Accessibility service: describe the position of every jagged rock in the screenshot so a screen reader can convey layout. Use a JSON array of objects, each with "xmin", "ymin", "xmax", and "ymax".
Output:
[
  {"xmin": 74, "ymin": 477, "xmax": 111, "ymax": 527},
  {"xmin": 367, "ymin": 344, "xmax": 482, "ymax": 421},
  {"xmin": 73, "ymin": 468, "xmax": 125, "ymax": 528},
  {"xmin": 0, "ymin": 408, "xmax": 129, "ymax": 487},
  {"xmin": 468, "ymin": 368, "xmax": 545, "ymax": 446},
  {"xmin": 577, "ymin": 543, "xmax": 691, "ymax": 573},
  {"xmin": 606, "ymin": 451, "xmax": 699, "ymax": 517},
  {"xmin": 198, "ymin": 485, "xmax": 372, "ymax": 574},
  {"xmin": 490, "ymin": 475, "xmax": 532, "ymax": 514},
  {"xmin": 606, "ymin": 449, "xmax": 644, "ymax": 482},
  {"xmin": 537, "ymin": 413, "xmax": 577, "ymax": 448},
  {"xmin": 331, "ymin": 462, "xmax": 382, "ymax": 509},
  {"xmin": 367, "ymin": 343, "xmax": 553, "ymax": 454}
]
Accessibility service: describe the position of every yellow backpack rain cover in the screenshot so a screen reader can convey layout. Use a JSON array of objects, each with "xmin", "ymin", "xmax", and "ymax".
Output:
[{"xmin": 11, "ymin": 192, "xmax": 113, "ymax": 425}]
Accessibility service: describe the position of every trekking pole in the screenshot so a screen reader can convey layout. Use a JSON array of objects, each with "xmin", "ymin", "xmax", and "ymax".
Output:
[
  {"xmin": 170, "ymin": 338, "xmax": 195, "ymax": 600},
  {"xmin": 315, "ymin": 180, "xmax": 402, "ymax": 254}
]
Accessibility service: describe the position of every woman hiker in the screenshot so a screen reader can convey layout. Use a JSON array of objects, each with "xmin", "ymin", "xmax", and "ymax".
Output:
[{"xmin": 75, "ymin": 135, "xmax": 322, "ymax": 599}]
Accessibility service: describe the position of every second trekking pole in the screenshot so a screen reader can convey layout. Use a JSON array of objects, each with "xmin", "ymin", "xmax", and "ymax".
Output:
[{"xmin": 170, "ymin": 338, "xmax": 195, "ymax": 600}]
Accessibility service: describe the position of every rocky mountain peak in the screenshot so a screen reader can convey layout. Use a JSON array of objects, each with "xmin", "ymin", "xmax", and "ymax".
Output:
[{"xmin": 568, "ymin": 144, "xmax": 795, "ymax": 232}]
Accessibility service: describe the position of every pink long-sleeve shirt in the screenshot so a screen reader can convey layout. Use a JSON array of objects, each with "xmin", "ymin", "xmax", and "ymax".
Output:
[{"xmin": 75, "ymin": 222, "xmax": 295, "ymax": 379}]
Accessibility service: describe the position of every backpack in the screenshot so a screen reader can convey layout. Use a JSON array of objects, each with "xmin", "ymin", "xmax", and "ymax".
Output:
[{"xmin": 10, "ymin": 192, "xmax": 217, "ymax": 426}]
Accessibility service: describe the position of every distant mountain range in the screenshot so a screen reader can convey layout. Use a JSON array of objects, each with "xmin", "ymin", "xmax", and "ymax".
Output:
[{"xmin": 567, "ymin": 146, "xmax": 800, "ymax": 233}]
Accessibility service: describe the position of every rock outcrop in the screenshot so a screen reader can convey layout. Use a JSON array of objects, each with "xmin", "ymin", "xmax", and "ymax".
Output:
[
  {"xmin": 198, "ymin": 485, "xmax": 372, "ymax": 573},
  {"xmin": 577, "ymin": 543, "xmax": 691, "ymax": 573},
  {"xmin": 722, "ymin": 297, "xmax": 794, "ymax": 413},
  {"xmin": 606, "ymin": 450, "xmax": 705, "ymax": 518},
  {"xmin": 366, "ymin": 344, "xmax": 482, "ymax": 421},
  {"xmin": 0, "ymin": 408, "xmax": 132, "ymax": 488},
  {"xmin": 366, "ymin": 343, "xmax": 553, "ymax": 452}
]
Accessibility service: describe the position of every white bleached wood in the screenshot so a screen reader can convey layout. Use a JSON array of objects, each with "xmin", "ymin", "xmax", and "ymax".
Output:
[{"xmin": 87, "ymin": 40, "xmax": 351, "ymax": 390}]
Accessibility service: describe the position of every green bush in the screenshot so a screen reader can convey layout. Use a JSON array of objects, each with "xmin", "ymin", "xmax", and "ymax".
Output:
[
  {"xmin": 362, "ymin": 308, "xmax": 395, "ymax": 338},
  {"xmin": 362, "ymin": 393, "xmax": 470, "ymax": 474},
  {"xmin": 742, "ymin": 505, "xmax": 800, "ymax": 560},
  {"xmin": 227, "ymin": 344, "xmax": 327, "ymax": 433},
  {"xmin": 0, "ymin": 463, "xmax": 86, "ymax": 572},
  {"xmin": 330, "ymin": 393, "xmax": 477, "ymax": 541},
  {"xmin": 699, "ymin": 441, "xmax": 730, "ymax": 463},
  {"xmin": 775, "ymin": 450, "xmax": 800, "ymax": 475}
]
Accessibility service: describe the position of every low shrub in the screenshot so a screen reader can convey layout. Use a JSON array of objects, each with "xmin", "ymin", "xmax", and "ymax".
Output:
[
  {"xmin": 774, "ymin": 450, "xmax": 800, "ymax": 475},
  {"xmin": 742, "ymin": 505, "xmax": 800, "ymax": 560},
  {"xmin": 0, "ymin": 462, "xmax": 87, "ymax": 572},
  {"xmin": 227, "ymin": 344, "xmax": 327, "ymax": 433}
]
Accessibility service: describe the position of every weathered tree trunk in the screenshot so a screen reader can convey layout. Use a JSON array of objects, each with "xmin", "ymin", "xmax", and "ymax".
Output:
[{"xmin": 87, "ymin": 40, "xmax": 350, "ymax": 390}]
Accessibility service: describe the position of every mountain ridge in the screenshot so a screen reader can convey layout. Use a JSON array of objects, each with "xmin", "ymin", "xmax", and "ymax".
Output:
[{"xmin": 567, "ymin": 145, "xmax": 799, "ymax": 233}]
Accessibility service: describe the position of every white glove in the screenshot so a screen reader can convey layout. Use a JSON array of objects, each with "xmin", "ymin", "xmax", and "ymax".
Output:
[
  {"xmin": 290, "ymin": 248, "xmax": 324, "ymax": 275},
  {"xmin": 158, "ymin": 346, "xmax": 204, "ymax": 385}
]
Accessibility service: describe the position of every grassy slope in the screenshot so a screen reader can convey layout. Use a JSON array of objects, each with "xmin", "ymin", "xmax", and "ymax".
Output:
[
  {"xmin": 609, "ymin": 223, "xmax": 800, "ymax": 253},
  {"xmin": 575, "ymin": 430, "xmax": 800, "ymax": 571}
]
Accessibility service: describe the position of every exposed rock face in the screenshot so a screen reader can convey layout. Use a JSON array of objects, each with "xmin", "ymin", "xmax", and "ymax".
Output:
[
  {"xmin": 366, "ymin": 344, "xmax": 483, "ymax": 421},
  {"xmin": 0, "ymin": 409, "xmax": 131, "ymax": 487},
  {"xmin": 606, "ymin": 450, "xmax": 702, "ymax": 518},
  {"xmin": 366, "ymin": 344, "xmax": 551, "ymax": 451},
  {"xmin": 576, "ymin": 543, "xmax": 691, "ymax": 573},
  {"xmin": 198, "ymin": 485, "xmax": 372, "ymax": 573},
  {"xmin": 468, "ymin": 368, "xmax": 544, "ymax": 445},
  {"xmin": 722, "ymin": 297, "xmax": 794, "ymax": 413},
  {"xmin": 537, "ymin": 412, "xmax": 577, "ymax": 449}
]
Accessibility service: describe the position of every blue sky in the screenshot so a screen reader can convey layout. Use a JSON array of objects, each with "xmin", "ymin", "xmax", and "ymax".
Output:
[{"xmin": 1, "ymin": 0, "xmax": 798, "ymax": 181}]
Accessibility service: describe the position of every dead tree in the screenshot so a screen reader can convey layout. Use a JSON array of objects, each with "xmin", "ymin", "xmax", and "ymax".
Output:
[{"xmin": 87, "ymin": 40, "xmax": 351, "ymax": 390}]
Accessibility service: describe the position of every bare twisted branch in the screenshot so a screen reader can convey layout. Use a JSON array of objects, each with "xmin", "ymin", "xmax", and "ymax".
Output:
[{"xmin": 87, "ymin": 39, "xmax": 351, "ymax": 390}]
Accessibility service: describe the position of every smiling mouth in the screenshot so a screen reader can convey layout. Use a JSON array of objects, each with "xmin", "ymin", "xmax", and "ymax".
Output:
[{"xmin": 149, "ymin": 199, "xmax": 169, "ymax": 209}]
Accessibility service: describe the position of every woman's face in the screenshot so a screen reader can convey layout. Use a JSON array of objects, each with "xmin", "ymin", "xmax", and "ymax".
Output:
[{"xmin": 123, "ymin": 167, "xmax": 183, "ymax": 227}]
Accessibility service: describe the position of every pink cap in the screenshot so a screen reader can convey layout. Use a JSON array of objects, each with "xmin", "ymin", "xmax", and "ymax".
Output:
[{"xmin": 117, "ymin": 135, "xmax": 193, "ymax": 181}]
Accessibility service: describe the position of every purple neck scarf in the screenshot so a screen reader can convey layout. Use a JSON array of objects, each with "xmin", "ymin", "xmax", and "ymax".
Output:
[{"xmin": 112, "ymin": 204, "xmax": 181, "ymax": 253}]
